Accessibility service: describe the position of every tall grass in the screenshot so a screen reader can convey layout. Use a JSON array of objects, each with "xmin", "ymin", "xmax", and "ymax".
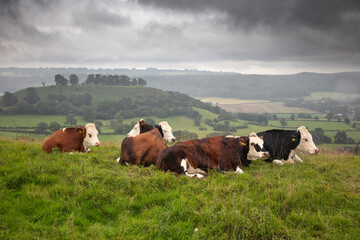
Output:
[{"xmin": 0, "ymin": 139, "xmax": 359, "ymax": 239}]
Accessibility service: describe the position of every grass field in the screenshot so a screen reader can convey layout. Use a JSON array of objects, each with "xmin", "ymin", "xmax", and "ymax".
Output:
[
  {"xmin": 0, "ymin": 139, "xmax": 359, "ymax": 239},
  {"xmin": 303, "ymin": 92, "xmax": 360, "ymax": 101},
  {"xmin": 200, "ymin": 97, "xmax": 316, "ymax": 114}
]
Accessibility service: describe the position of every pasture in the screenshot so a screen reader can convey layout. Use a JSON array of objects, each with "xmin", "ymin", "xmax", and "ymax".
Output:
[
  {"xmin": 200, "ymin": 97, "xmax": 316, "ymax": 114},
  {"xmin": 0, "ymin": 138, "xmax": 359, "ymax": 239}
]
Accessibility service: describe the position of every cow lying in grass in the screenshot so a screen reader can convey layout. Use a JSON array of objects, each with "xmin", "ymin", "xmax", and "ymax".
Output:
[
  {"xmin": 117, "ymin": 120, "xmax": 175, "ymax": 166},
  {"xmin": 156, "ymin": 133, "xmax": 269, "ymax": 178},
  {"xmin": 42, "ymin": 123, "xmax": 100, "ymax": 153},
  {"xmin": 257, "ymin": 126, "xmax": 319, "ymax": 165}
]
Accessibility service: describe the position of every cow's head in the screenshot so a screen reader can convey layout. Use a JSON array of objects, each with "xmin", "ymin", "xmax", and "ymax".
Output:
[
  {"xmin": 158, "ymin": 121, "xmax": 176, "ymax": 143},
  {"xmin": 126, "ymin": 120, "xmax": 143, "ymax": 137},
  {"xmin": 82, "ymin": 123, "xmax": 100, "ymax": 150},
  {"xmin": 295, "ymin": 126, "xmax": 319, "ymax": 155},
  {"xmin": 247, "ymin": 132, "xmax": 269, "ymax": 160}
]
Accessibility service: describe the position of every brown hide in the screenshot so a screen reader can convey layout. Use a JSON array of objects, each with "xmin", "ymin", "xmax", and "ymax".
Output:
[
  {"xmin": 120, "ymin": 128, "xmax": 166, "ymax": 166},
  {"xmin": 42, "ymin": 127, "xmax": 86, "ymax": 153},
  {"xmin": 157, "ymin": 136, "xmax": 250, "ymax": 174}
]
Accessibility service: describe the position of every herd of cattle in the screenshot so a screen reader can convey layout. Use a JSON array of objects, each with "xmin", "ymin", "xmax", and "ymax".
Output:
[{"xmin": 42, "ymin": 119, "xmax": 319, "ymax": 178}]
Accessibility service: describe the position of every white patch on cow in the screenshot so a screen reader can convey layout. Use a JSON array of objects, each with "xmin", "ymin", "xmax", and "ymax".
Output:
[
  {"xmin": 273, "ymin": 160, "xmax": 284, "ymax": 165},
  {"xmin": 247, "ymin": 132, "xmax": 269, "ymax": 161},
  {"xmin": 159, "ymin": 121, "xmax": 176, "ymax": 143},
  {"xmin": 225, "ymin": 135, "xmax": 240, "ymax": 139},
  {"xmin": 295, "ymin": 126, "xmax": 319, "ymax": 155},
  {"xmin": 127, "ymin": 122, "xmax": 140, "ymax": 137},
  {"xmin": 181, "ymin": 158, "xmax": 187, "ymax": 172},
  {"xmin": 83, "ymin": 123, "xmax": 100, "ymax": 151},
  {"xmin": 293, "ymin": 154, "xmax": 303, "ymax": 163},
  {"xmin": 63, "ymin": 128, "xmax": 66, "ymax": 132},
  {"xmin": 116, "ymin": 157, "xmax": 120, "ymax": 163},
  {"xmin": 235, "ymin": 167, "xmax": 244, "ymax": 174}
]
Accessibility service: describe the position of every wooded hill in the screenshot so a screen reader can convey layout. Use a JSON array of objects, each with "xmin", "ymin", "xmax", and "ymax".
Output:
[{"xmin": 1, "ymin": 68, "xmax": 360, "ymax": 100}]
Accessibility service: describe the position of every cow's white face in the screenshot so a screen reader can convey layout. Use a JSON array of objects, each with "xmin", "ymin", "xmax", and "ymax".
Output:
[
  {"xmin": 247, "ymin": 132, "xmax": 269, "ymax": 161},
  {"xmin": 83, "ymin": 123, "xmax": 100, "ymax": 150},
  {"xmin": 159, "ymin": 121, "xmax": 176, "ymax": 143},
  {"xmin": 127, "ymin": 122, "xmax": 140, "ymax": 137},
  {"xmin": 295, "ymin": 126, "xmax": 319, "ymax": 155}
]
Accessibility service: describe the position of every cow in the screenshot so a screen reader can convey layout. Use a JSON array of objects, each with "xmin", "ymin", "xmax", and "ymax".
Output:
[
  {"xmin": 117, "ymin": 120, "xmax": 176, "ymax": 166},
  {"xmin": 156, "ymin": 132, "xmax": 269, "ymax": 178},
  {"xmin": 257, "ymin": 126, "xmax": 319, "ymax": 165},
  {"xmin": 42, "ymin": 123, "xmax": 100, "ymax": 153}
]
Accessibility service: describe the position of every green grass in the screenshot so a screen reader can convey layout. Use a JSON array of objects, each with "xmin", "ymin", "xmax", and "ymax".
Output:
[
  {"xmin": 0, "ymin": 139, "xmax": 359, "ymax": 239},
  {"xmin": 268, "ymin": 120, "xmax": 354, "ymax": 131},
  {"xmin": 303, "ymin": 92, "xmax": 360, "ymax": 101}
]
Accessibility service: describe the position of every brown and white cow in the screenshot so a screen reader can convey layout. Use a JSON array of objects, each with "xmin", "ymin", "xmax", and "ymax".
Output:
[
  {"xmin": 117, "ymin": 121, "xmax": 175, "ymax": 166},
  {"xmin": 156, "ymin": 133, "xmax": 269, "ymax": 178},
  {"xmin": 42, "ymin": 123, "xmax": 100, "ymax": 153}
]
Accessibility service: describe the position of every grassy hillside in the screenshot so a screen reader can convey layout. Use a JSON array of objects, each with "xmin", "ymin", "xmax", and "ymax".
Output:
[
  {"xmin": 14, "ymin": 85, "xmax": 161, "ymax": 104},
  {"xmin": 0, "ymin": 139, "xmax": 359, "ymax": 239}
]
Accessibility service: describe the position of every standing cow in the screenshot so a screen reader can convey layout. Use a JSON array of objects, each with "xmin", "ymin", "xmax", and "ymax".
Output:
[
  {"xmin": 117, "ymin": 121, "xmax": 175, "ymax": 166},
  {"xmin": 157, "ymin": 132, "xmax": 269, "ymax": 178},
  {"xmin": 257, "ymin": 126, "xmax": 319, "ymax": 165},
  {"xmin": 42, "ymin": 123, "xmax": 100, "ymax": 153}
]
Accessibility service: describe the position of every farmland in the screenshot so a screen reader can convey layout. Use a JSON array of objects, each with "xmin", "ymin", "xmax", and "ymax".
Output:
[{"xmin": 0, "ymin": 138, "xmax": 359, "ymax": 239}]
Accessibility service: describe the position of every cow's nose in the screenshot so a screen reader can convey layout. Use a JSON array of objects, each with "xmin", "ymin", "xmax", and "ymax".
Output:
[
  {"xmin": 314, "ymin": 148, "xmax": 319, "ymax": 154},
  {"xmin": 172, "ymin": 138, "xmax": 176, "ymax": 142},
  {"xmin": 262, "ymin": 152, "xmax": 269, "ymax": 159},
  {"xmin": 95, "ymin": 142, "xmax": 101, "ymax": 147}
]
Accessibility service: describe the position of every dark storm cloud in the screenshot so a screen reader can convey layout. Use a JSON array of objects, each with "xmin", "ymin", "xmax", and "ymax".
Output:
[{"xmin": 135, "ymin": 0, "xmax": 360, "ymax": 53}]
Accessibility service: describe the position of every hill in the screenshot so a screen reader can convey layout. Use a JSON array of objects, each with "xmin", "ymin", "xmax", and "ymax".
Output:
[
  {"xmin": 1, "ymin": 68, "xmax": 360, "ymax": 100},
  {"xmin": 1, "ymin": 139, "xmax": 359, "ymax": 239}
]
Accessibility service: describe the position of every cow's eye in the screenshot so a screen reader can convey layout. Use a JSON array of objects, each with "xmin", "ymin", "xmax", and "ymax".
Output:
[
  {"xmin": 304, "ymin": 138, "xmax": 308, "ymax": 142},
  {"xmin": 89, "ymin": 134, "xmax": 92, "ymax": 138}
]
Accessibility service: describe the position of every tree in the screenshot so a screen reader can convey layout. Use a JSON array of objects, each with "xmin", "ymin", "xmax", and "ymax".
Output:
[
  {"xmin": 344, "ymin": 116, "xmax": 350, "ymax": 124},
  {"xmin": 314, "ymin": 116, "xmax": 320, "ymax": 121},
  {"xmin": 35, "ymin": 122, "xmax": 49, "ymax": 134},
  {"xmin": 326, "ymin": 112, "xmax": 334, "ymax": 121},
  {"xmin": 69, "ymin": 74, "xmax": 79, "ymax": 85},
  {"xmin": 41, "ymin": 81, "xmax": 46, "ymax": 87},
  {"xmin": 335, "ymin": 131, "xmax": 347, "ymax": 144},
  {"xmin": 24, "ymin": 87, "xmax": 40, "ymax": 105},
  {"xmin": 84, "ymin": 93, "xmax": 92, "ymax": 105},
  {"xmin": 131, "ymin": 78, "xmax": 138, "ymax": 86},
  {"xmin": 145, "ymin": 118, "xmax": 156, "ymax": 125},
  {"xmin": 65, "ymin": 114, "xmax": 77, "ymax": 125},
  {"xmin": 49, "ymin": 121, "xmax": 61, "ymax": 132},
  {"xmin": 280, "ymin": 118, "xmax": 288, "ymax": 127},
  {"xmin": 272, "ymin": 114, "xmax": 278, "ymax": 120},
  {"xmin": 54, "ymin": 74, "xmax": 69, "ymax": 86},
  {"xmin": 194, "ymin": 120, "xmax": 200, "ymax": 126},
  {"xmin": 82, "ymin": 107, "xmax": 96, "ymax": 122},
  {"xmin": 138, "ymin": 78, "xmax": 147, "ymax": 86},
  {"xmin": 2, "ymin": 92, "xmax": 18, "ymax": 106},
  {"xmin": 290, "ymin": 114, "xmax": 295, "ymax": 121},
  {"xmin": 85, "ymin": 74, "xmax": 95, "ymax": 85}
]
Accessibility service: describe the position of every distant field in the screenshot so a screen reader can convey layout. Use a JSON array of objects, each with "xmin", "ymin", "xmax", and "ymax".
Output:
[
  {"xmin": 303, "ymin": 91, "xmax": 360, "ymax": 101},
  {"xmin": 220, "ymin": 102, "xmax": 316, "ymax": 114},
  {"xmin": 200, "ymin": 97, "xmax": 316, "ymax": 113},
  {"xmin": 268, "ymin": 120, "xmax": 355, "ymax": 131}
]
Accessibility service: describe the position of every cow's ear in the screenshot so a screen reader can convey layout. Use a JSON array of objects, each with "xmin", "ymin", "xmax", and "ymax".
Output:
[
  {"xmin": 260, "ymin": 136, "xmax": 264, "ymax": 140},
  {"xmin": 76, "ymin": 127, "xmax": 85, "ymax": 134},
  {"xmin": 139, "ymin": 119, "xmax": 146, "ymax": 126},
  {"xmin": 290, "ymin": 135, "xmax": 297, "ymax": 142},
  {"xmin": 239, "ymin": 137, "xmax": 248, "ymax": 146}
]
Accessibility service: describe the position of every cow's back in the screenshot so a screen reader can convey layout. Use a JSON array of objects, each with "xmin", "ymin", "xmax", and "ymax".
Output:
[
  {"xmin": 158, "ymin": 136, "xmax": 247, "ymax": 173},
  {"xmin": 42, "ymin": 128, "xmax": 85, "ymax": 153},
  {"xmin": 120, "ymin": 128, "xmax": 166, "ymax": 166}
]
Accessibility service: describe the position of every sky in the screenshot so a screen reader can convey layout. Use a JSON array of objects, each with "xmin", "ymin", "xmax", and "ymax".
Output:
[{"xmin": 0, "ymin": 0, "xmax": 360, "ymax": 74}]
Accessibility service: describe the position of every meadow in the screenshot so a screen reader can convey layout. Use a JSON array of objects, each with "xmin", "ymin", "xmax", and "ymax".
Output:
[{"xmin": 0, "ymin": 138, "xmax": 359, "ymax": 239}]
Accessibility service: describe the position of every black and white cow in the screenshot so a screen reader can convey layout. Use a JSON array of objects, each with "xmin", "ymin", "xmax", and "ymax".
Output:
[{"xmin": 257, "ymin": 126, "xmax": 319, "ymax": 165}]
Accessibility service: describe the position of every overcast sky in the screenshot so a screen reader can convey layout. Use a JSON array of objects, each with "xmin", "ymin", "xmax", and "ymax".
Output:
[{"xmin": 0, "ymin": 0, "xmax": 359, "ymax": 74}]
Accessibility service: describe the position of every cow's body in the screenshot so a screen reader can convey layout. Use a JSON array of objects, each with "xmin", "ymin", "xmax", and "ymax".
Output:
[
  {"xmin": 118, "ymin": 120, "xmax": 175, "ymax": 166},
  {"xmin": 257, "ymin": 126, "xmax": 319, "ymax": 164},
  {"xmin": 157, "ymin": 133, "xmax": 268, "ymax": 178},
  {"xmin": 42, "ymin": 123, "xmax": 100, "ymax": 153},
  {"xmin": 119, "ymin": 128, "xmax": 167, "ymax": 166}
]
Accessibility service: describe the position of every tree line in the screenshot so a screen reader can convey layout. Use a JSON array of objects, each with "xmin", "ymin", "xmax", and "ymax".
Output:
[{"xmin": 54, "ymin": 74, "xmax": 147, "ymax": 86}]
